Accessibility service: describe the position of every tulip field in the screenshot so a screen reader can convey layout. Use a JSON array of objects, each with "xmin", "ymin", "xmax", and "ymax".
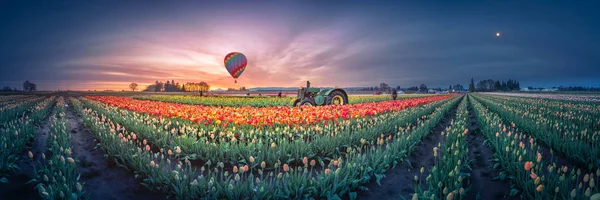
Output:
[{"xmin": 0, "ymin": 92, "xmax": 599, "ymax": 199}]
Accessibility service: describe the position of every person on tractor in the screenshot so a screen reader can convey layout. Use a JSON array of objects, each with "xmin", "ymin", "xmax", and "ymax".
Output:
[{"xmin": 392, "ymin": 89, "xmax": 398, "ymax": 100}]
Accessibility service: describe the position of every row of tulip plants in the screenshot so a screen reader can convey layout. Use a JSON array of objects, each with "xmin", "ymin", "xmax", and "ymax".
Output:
[
  {"xmin": 470, "ymin": 94, "xmax": 600, "ymax": 199},
  {"xmin": 134, "ymin": 94, "xmax": 435, "ymax": 107},
  {"xmin": 78, "ymin": 96, "xmax": 456, "ymax": 166},
  {"xmin": 483, "ymin": 94, "xmax": 599, "ymax": 132},
  {"xmin": 473, "ymin": 94, "xmax": 599, "ymax": 170},
  {"xmin": 87, "ymin": 95, "xmax": 455, "ymax": 127},
  {"xmin": 30, "ymin": 97, "xmax": 88, "ymax": 199},
  {"xmin": 414, "ymin": 95, "xmax": 471, "ymax": 200},
  {"xmin": 0, "ymin": 95, "xmax": 33, "ymax": 108},
  {"xmin": 0, "ymin": 96, "xmax": 55, "ymax": 181},
  {"xmin": 71, "ymin": 95, "xmax": 461, "ymax": 199},
  {"xmin": 135, "ymin": 95, "xmax": 297, "ymax": 107},
  {"xmin": 484, "ymin": 92, "xmax": 600, "ymax": 103},
  {"xmin": 0, "ymin": 95, "xmax": 28, "ymax": 102},
  {"xmin": 0, "ymin": 96, "xmax": 45, "ymax": 124}
]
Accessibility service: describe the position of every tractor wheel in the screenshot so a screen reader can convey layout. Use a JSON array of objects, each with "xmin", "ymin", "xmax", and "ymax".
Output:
[
  {"xmin": 292, "ymin": 99, "xmax": 300, "ymax": 107},
  {"xmin": 328, "ymin": 90, "xmax": 348, "ymax": 105},
  {"xmin": 299, "ymin": 98, "xmax": 315, "ymax": 106}
]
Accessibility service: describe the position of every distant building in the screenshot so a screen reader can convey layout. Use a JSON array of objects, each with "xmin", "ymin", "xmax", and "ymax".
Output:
[
  {"xmin": 23, "ymin": 81, "xmax": 36, "ymax": 91},
  {"xmin": 428, "ymin": 89, "xmax": 439, "ymax": 93},
  {"xmin": 522, "ymin": 87, "xmax": 542, "ymax": 92}
]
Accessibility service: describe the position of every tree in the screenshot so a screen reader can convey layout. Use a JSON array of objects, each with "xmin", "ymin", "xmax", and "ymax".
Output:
[
  {"xmin": 23, "ymin": 81, "xmax": 36, "ymax": 92},
  {"xmin": 494, "ymin": 81, "xmax": 501, "ymax": 91},
  {"xmin": 155, "ymin": 81, "xmax": 164, "ymax": 92},
  {"xmin": 183, "ymin": 82, "xmax": 211, "ymax": 92},
  {"xmin": 452, "ymin": 84, "xmax": 464, "ymax": 91},
  {"xmin": 2, "ymin": 86, "xmax": 12, "ymax": 91},
  {"xmin": 144, "ymin": 85, "xmax": 156, "ymax": 92},
  {"xmin": 129, "ymin": 83, "xmax": 138, "ymax": 91},
  {"xmin": 476, "ymin": 79, "xmax": 495, "ymax": 92},
  {"xmin": 419, "ymin": 84, "xmax": 428, "ymax": 92},
  {"xmin": 379, "ymin": 83, "xmax": 389, "ymax": 91},
  {"xmin": 469, "ymin": 78, "xmax": 475, "ymax": 92}
]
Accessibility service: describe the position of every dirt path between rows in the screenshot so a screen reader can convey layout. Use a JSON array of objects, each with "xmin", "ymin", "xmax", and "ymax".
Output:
[
  {"xmin": 465, "ymin": 98, "xmax": 515, "ymax": 200},
  {"xmin": 0, "ymin": 103, "xmax": 56, "ymax": 200},
  {"xmin": 356, "ymin": 100, "xmax": 460, "ymax": 200},
  {"xmin": 65, "ymin": 99, "xmax": 166, "ymax": 200}
]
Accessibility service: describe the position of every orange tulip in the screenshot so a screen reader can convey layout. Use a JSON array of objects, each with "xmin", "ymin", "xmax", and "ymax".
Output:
[
  {"xmin": 536, "ymin": 185, "xmax": 544, "ymax": 192},
  {"xmin": 530, "ymin": 171, "xmax": 538, "ymax": 179},
  {"xmin": 524, "ymin": 161, "xmax": 533, "ymax": 171},
  {"xmin": 283, "ymin": 164, "xmax": 289, "ymax": 172}
]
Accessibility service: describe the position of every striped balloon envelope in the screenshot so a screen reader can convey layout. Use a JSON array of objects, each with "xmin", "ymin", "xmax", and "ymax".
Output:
[{"xmin": 224, "ymin": 52, "xmax": 247, "ymax": 83}]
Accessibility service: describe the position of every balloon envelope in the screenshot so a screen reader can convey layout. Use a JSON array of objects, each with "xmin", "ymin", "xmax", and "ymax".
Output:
[{"xmin": 224, "ymin": 52, "xmax": 247, "ymax": 79}]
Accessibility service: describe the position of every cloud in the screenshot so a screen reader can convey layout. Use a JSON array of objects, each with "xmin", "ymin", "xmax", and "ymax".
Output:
[{"xmin": 1, "ymin": 1, "xmax": 599, "ymax": 90}]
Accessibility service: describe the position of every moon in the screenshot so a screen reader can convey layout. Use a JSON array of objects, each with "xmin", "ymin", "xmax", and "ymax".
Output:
[{"xmin": 496, "ymin": 32, "xmax": 501, "ymax": 37}]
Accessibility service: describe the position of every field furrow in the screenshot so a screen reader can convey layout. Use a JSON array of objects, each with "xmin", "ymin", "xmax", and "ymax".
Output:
[
  {"xmin": 357, "ymin": 95, "xmax": 463, "ymax": 200},
  {"xmin": 464, "ymin": 95, "xmax": 513, "ymax": 199}
]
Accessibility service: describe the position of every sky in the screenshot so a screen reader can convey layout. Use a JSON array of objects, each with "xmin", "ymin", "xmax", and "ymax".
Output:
[{"xmin": 1, "ymin": 0, "xmax": 599, "ymax": 91}]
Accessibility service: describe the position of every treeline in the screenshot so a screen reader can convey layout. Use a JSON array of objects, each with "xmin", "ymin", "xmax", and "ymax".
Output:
[
  {"xmin": 358, "ymin": 83, "xmax": 398, "ymax": 91},
  {"xmin": 143, "ymin": 80, "xmax": 210, "ymax": 92},
  {"xmin": 556, "ymin": 86, "xmax": 600, "ymax": 91},
  {"xmin": 469, "ymin": 78, "xmax": 520, "ymax": 92},
  {"xmin": 1, "ymin": 86, "xmax": 18, "ymax": 91},
  {"xmin": 356, "ymin": 82, "xmax": 465, "ymax": 93},
  {"xmin": 227, "ymin": 87, "xmax": 248, "ymax": 91}
]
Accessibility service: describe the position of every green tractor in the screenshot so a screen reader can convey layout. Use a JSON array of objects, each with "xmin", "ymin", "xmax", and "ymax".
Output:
[{"xmin": 293, "ymin": 81, "xmax": 349, "ymax": 106}]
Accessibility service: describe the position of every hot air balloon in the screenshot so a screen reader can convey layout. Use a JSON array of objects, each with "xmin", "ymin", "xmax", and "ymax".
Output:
[{"xmin": 224, "ymin": 52, "xmax": 247, "ymax": 83}]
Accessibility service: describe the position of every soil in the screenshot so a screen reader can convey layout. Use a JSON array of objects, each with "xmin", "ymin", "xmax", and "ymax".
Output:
[
  {"xmin": 65, "ymin": 101, "xmax": 167, "ymax": 200},
  {"xmin": 465, "ymin": 99, "xmax": 515, "ymax": 200},
  {"xmin": 356, "ymin": 99, "xmax": 459, "ymax": 200},
  {"xmin": 0, "ymin": 103, "xmax": 56, "ymax": 200}
]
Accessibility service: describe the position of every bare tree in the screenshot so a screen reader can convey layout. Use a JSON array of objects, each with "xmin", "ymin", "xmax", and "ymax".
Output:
[{"xmin": 129, "ymin": 83, "xmax": 139, "ymax": 92}]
